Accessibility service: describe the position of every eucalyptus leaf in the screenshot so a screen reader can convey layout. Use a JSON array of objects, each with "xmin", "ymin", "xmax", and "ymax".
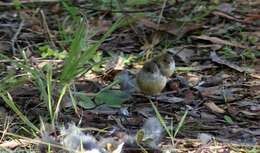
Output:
[
  {"xmin": 75, "ymin": 92, "xmax": 95, "ymax": 109},
  {"xmin": 95, "ymin": 90, "xmax": 130, "ymax": 108},
  {"xmin": 224, "ymin": 115, "xmax": 234, "ymax": 124}
]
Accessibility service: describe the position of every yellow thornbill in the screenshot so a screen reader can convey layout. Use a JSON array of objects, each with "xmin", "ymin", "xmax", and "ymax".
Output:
[
  {"xmin": 136, "ymin": 61, "xmax": 167, "ymax": 95},
  {"xmin": 154, "ymin": 52, "xmax": 175, "ymax": 77}
]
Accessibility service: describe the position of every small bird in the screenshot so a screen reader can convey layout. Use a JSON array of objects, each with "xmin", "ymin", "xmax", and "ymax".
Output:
[
  {"xmin": 154, "ymin": 52, "xmax": 175, "ymax": 77},
  {"xmin": 136, "ymin": 61, "xmax": 167, "ymax": 95}
]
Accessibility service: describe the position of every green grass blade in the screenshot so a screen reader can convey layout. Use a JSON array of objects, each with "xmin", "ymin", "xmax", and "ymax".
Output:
[
  {"xmin": 0, "ymin": 92, "xmax": 39, "ymax": 132},
  {"xmin": 60, "ymin": 18, "xmax": 86, "ymax": 84},
  {"xmin": 46, "ymin": 64, "xmax": 54, "ymax": 120},
  {"xmin": 79, "ymin": 17, "xmax": 123, "ymax": 64},
  {"xmin": 60, "ymin": 17, "xmax": 123, "ymax": 84},
  {"xmin": 53, "ymin": 84, "xmax": 68, "ymax": 123},
  {"xmin": 149, "ymin": 99, "xmax": 174, "ymax": 146},
  {"xmin": 173, "ymin": 109, "xmax": 188, "ymax": 138},
  {"xmin": 0, "ymin": 54, "xmax": 48, "ymax": 101}
]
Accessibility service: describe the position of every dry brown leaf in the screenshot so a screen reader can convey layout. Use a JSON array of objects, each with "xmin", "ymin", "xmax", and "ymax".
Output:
[
  {"xmin": 200, "ymin": 112, "xmax": 217, "ymax": 120},
  {"xmin": 191, "ymin": 35, "xmax": 247, "ymax": 49},
  {"xmin": 243, "ymin": 14, "xmax": 260, "ymax": 23},
  {"xmin": 139, "ymin": 19, "xmax": 202, "ymax": 36},
  {"xmin": 0, "ymin": 139, "xmax": 30, "ymax": 149},
  {"xmin": 183, "ymin": 90, "xmax": 194, "ymax": 104},
  {"xmin": 195, "ymin": 44, "xmax": 223, "ymax": 50},
  {"xmin": 167, "ymin": 47, "xmax": 195, "ymax": 64},
  {"xmin": 156, "ymin": 95, "xmax": 184, "ymax": 104},
  {"xmin": 204, "ymin": 101, "xmax": 225, "ymax": 114},
  {"xmin": 212, "ymin": 11, "xmax": 245, "ymax": 23},
  {"xmin": 240, "ymin": 110, "xmax": 260, "ymax": 116},
  {"xmin": 198, "ymin": 86, "xmax": 221, "ymax": 97},
  {"xmin": 210, "ymin": 51, "xmax": 254, "ymax": 73}
]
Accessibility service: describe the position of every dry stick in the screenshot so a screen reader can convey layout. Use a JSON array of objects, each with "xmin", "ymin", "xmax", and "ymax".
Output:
[
  {"xmin": 212, "ymin": 11, "xmax": 253, "ymax": 24},
  {"xmin": 157, "ymin": 0, "xmax": 168, "ymax": 25},
  {"xmin": 11, "ymin": 19, "xmax": 24, "ymax": 54},
  {"xmin": 40, "ymin": 10, "xmax": 56, "ymax": 49}
]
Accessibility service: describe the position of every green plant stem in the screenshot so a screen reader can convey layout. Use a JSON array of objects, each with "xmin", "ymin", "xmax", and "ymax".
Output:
[
  {"xmin": 0, "ymin": 92, "xmax": 39, "ymax": 132},
  {"xmin": 46, "ymin": 64, "xmax": 53, "ymax": 121},
  {"xmin": 52, "ymin": 84, "xmax": 68, "ymax": 125},
  {"xmin": 149, "ymin": 98, "xmax": 174, "ymax": 146}
]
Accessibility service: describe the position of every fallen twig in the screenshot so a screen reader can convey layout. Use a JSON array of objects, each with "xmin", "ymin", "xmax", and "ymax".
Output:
[{"xmin": 11, "ymin": 19, "xmax": 24, "ymax": 54}]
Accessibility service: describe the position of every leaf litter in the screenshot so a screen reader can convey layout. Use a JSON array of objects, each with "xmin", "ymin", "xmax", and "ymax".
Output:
[{"xmin": 0, "ymin": 0, "xmax": 259, "ymax": 152}]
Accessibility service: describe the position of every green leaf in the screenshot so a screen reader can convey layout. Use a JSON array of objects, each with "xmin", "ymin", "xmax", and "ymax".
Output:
[
  {"xmin": 92, "ymin": 52, "xmax": 102, "ymax": 63},
  {"xmin": 95, "ymin": 90, "xmax": 130, "ymax": 108},
  {"xmin": 76, "ymin": 93, "xmax": 96, "ymax": 109},
  {"xmin": 13, "ymin": 0, "xmax": 22, "ymax": 10},
  {"xmin": 38, "ymin": 45, "xmax": 67, "ymax": 59},
  {"xmin": 0, "ymin": 92, "xmax": 39, "ymax": 132},
  {"xmin": 224, "ymin": 115, "xmax": 234, "ymax": 124}
]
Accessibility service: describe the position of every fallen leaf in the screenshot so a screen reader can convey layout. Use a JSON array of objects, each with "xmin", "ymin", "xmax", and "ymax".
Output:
[
  {"xmin": 240, "ymin": 110, "xmax": 260, "ymax": 116},
  {"xmin": 195, "ymin": 44, "xmax": 222, "ymax": 50},
  {"xmin": 224, "ymin": 115, "xmax": 234, "ymax": 124},
  {"xmin": 199, "ymin": 85, "xmax": 245, "ymax": 102},
  {"xmin": 244, "ymin": 129, "xmax": 260, "ymax": 136},
  {"xmin": 185, "ymin": 73, "xmax": 201, "ymax": 87},
  {"xmin": 250, "ymin": 73, "xmax": 260, "ymax": 79},
  {"xmin": 75, "ymin": 92, "xmax": 96, "ymax": 109},
  {"xmin": 88, "ymin": 105, "xmax": 118, "ymax": 115},
  {"xmin": 183, "ymin": 90, "xmax": 194, "ymax": 105},
  {"xmin": 166, "ymin": 47, "xmax": 195, "ymax": 64},
  {"xmin": 156, "ymin": 95, "xmax": 184, "ymax": 104},
  {"xmin": 217, "ymin": 3, "xmax": 235, "ymax": 13},
  {"xmin": 139, "ymin": 18, "xmax": 202, "ymax": 36},
  {"xmin": 210, "ymin": 51, "xmax": 254, "ymax": 73},
  {"xmin": 227, "ymin": 105, "xmax": 240, "ymax": 116},
  {"xmin": 197, "ymin": 86, "xmax": 221, "ymax": 97},
  {"xmin": 95, "ymin": 90, "xmax": 131, "ymax": 108},
  {"xmin": 243, "ymin": 14, "xmax": 260, "ymax": 23},
  {"xmin": 200, "ymin": 112, "xmax": 217, "ymax": 120},
  {"xmin": 191, "ymin": 35, "xmax": 247, "ymax": 49},
  {"xmin": 212, "ymin": 11, "xmax": 245, "ymax": 23},
  {"xmin": 199, "ymin": 71, "xmax": 230, "ymax": 87},
  {"xmin": 0, "ymin": 139, "xmax": 29, "ymax": 149},
  {"xmin": 204, "ymin": 101, "xmax": 225, "ymax": 114}
]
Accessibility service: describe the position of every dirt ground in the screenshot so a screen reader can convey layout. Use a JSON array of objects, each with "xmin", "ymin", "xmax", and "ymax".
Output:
[{"xmin": 0, "ymin": 0, "xmax": 259, "ymax": 152}]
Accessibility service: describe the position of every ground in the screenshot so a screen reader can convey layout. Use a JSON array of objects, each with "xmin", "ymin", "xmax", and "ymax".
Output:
[{"xmin": 0, "ymin": 0, "xmax": 259, "ymax": 153}]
